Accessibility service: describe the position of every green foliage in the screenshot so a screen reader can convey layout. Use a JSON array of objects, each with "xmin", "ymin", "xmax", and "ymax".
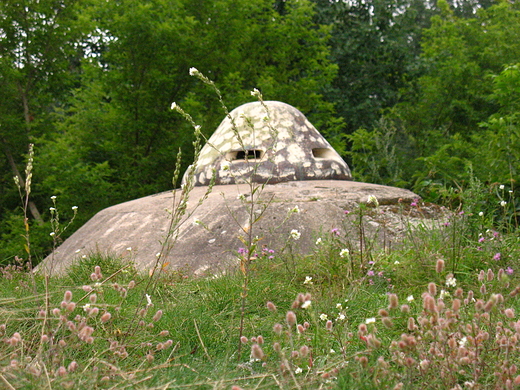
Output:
[
  {"xmin": 0, "ymin": 0, "xmax": 89, "ymax": 209},
  {"xmin": 50, "ymin": 0, "xmax": 341, "ymax": 203},
  {"xmin": 313, "ymin": 0, "xmax": 436, "ymax": 132},
  {"xmin": 345, "ymin": 0, "xmax": 520, "ymax": 205},
  {"xmin": 346, "ymin": 119, "xmax": 412, "ymax": 188},
  {"xmin": 0, "ymin": 212, "xmax": 52, "ymax": 265},
  {"xmin": 477, "ymin": 64, "xmax": 520, "ymax": 187},
  {"xmin": 398, "ymin": 0, "xmax": 520, "ymax": 140}
]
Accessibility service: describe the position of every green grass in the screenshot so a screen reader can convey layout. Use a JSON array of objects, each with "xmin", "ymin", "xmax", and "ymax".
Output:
[{"xmin": 1, "ymin": 200, "xmax": 520, "ymax": 389}]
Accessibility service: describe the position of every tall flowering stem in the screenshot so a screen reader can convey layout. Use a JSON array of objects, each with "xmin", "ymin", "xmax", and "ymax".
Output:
[
  {"xmin": 13, "ymin": 143, "xmax": 38, "ymax": 294},
  {"xmin": 183, "ymin": 68, "xmax": 280, "ymax": 360},
  {"xmin": 14, "ymin": 143, "xmax": 34, "ymax": 268}
]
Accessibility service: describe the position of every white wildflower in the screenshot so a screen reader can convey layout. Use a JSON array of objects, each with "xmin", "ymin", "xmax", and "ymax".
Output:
[
  {"xmin": 499, "ymin": 185, "xmax": 505, "ymax": 190},
  {"xmin": 193, "ymin": 218, "xmax": 202, "ymax": 226},
  {"xmin": 500, "ymin": 201, "xmax": 507, "ymax": 207},
  {"xmin": 459, "ymin": 336, "xmax": 468, "ymax": 347},
  {"xmin": 301, "ymin": 300, "xmax": 312, "ymax": 309},
  {"xmin": 337, "ymin": 313, "xmax": 345, "ymax": 321},
  {"xmin": 146, "ymin": 294, "xmax": 152, "ymax": 306},
  {"xmin": 330, "ymin": 348, "xmax": 336, "ymax": 353},
  {"xmin": 71, "ymin": 206, "xmax": 78, "ymax": 211},
  {"xmin": 319, "ymin": 313, "xmax": 328, "ymax": 321},
  {"xmin": 446, "ymin": 276, "xmax": 457, "ymax": 287},
  {"xmin": 303, "ymin": 276, "xmax": 313, "ymax": 285},
  {"xmin": 406, "ymin": 295, "xmax": 414, "ymax": 302},
  {"xmin": 290, "ymin": 229, "xmax": 301, "ymax": 240},
  {"xmin": 50, "ymin": 195, "xmax": 57, "ymax": 200},
  {"xmin": 189, "ymin": 67, "xmax": 199, "ymax": 76},
  {"xmin": 336, "ymin": 303, "xmax": 342, "ymax": 309},
  {"xmin": 315, "ymin": 237, "xmax": 323, "ymax": 245},
  {"xmin": 365, "ymin": 317, "xmax": 376, "ymax": 324},
  {"xmin": 251, "ymin": 88, "xmax": 261, "ymax": 97},
  {"xmin": 439, "ymin": 290, "xmax": 450, "ymax": 300},
  {"xmin": 237, "ymin": 193, "xmax": 246, "ymax": 201},
  {"xmin": 170, "ymin": 102, "xmax": 177, "ymax": 110},
  {"xmin": 394, "ymin": 260, "xmax": 400, "ymax": 265},
  {"xmin": 294, "ymin": 367, "xmax": 303, "ymax": 374},
  {"xmin": 367, "ymin": 195, "xmax": 379, "ymax": 207},
  {"xmin": 126, "ymin": 247, "xmax": 132, "ymax": 251},
  {"xmin": 50, "ymin": 232, "xmax": 55, "ymax": 237},
  {"xmin": 289, "ymin": 205, "xmax": 300, "ymax": 214},
  {"xmin": 339, "ymin": 248, "xmax": 350, "ymax": 258},
  {"xmin": 478, "ymin": 211, "xmax": 484, "ymax": 217}
]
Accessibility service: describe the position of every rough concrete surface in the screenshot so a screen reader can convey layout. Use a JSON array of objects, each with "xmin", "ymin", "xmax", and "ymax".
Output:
[
  {"xmin": 38, "ymin": 180, "xmax": 443, "ymax": 277},
  {"xmin": 183, "ymin": 101, "xmax": 352, "ymax": 186}
]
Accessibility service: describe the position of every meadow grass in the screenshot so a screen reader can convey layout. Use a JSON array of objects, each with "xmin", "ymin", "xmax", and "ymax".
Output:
[
  {"xmin": 4, "ymin": 71, "xmax": 520, "ymax": 389},
  {"xmin": 1, "ymin": 195, "xmax": 520, "ymax": 390}
]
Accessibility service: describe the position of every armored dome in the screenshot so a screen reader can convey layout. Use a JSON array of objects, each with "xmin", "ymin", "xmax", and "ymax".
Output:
[{"xmin": 183, "ymin": 101, "xmax": 352, "ymax": 186}]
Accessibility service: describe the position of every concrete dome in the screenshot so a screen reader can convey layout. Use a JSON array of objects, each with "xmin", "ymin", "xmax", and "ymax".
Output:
[
  {"xmin": 38, "ymin": 101, "xmax": 437, "ymax": 278},
  {"xmin": 183, "ymin": 101, "xmax": 352, "ymax": 186}
]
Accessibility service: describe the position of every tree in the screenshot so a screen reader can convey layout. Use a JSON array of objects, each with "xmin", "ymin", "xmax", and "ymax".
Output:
[
  {"xmin": 311, "ymin": 0, "xmax": 437, "ymax": 133},
  {"xmin": 346, "ymin": 0, "xmax": 520, "ymax": 194},
  {"xmin": 0, "ymin": 0, "xmax": 88, "ymax": 222},
  {"xmin": 48, "ymin": 0, "xmax": 341, "ymax": 202},
  {"xmin": 395, "ymin": 0, "xmax": 520, "ymax": 142}
]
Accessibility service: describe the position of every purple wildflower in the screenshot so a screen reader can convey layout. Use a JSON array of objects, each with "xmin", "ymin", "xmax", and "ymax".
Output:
[
  {"xmin": 506, "ymin": 267, "xmax": 514, "ymax": 275},
  {"xmin": 478, "ymin": 237, "xmax": 485, "ymax": 243},
  {"xmin": 367, "ymin": 270, "xmax": 375, "ymax": 277},
  {"xmin": 331, "ymin": 228, "xmax": 340, "ymax": 236},
  {"xmin": 493, "ymin": 253, "xmax": 501, "ymax": 261}
]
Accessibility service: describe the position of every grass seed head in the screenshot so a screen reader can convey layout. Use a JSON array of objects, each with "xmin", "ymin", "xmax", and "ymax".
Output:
[
  {"xmin": 286, "ymin": 311, "xmax": 297, "ymax": 327},
  {"xmin": 251, "ymin": 344, "xmax": 265, "ymax": 360}
]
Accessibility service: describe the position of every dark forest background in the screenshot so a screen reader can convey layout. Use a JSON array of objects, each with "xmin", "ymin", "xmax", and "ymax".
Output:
[{"xmin": 2, "ymin": 0, "xmax": 519, "ymax": 263}]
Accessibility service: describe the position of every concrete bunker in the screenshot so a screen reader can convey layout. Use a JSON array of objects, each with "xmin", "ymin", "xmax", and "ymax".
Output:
[
  {"xmin": 38, "ymin": 101, "xmax": 428, "ymax": 277},
  {"xmin": 183, "ymin": 101, "xmax": 352, "ymax": 186}
]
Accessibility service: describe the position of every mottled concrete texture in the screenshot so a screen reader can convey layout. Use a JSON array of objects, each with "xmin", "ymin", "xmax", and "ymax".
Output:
[
  {"xmin": 39, "ymin": 181, "xmax": 427, "ymax": 276},
  {"xmin": 183, "ymin": 101, "xmax": 352, "ymax": 186}
]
